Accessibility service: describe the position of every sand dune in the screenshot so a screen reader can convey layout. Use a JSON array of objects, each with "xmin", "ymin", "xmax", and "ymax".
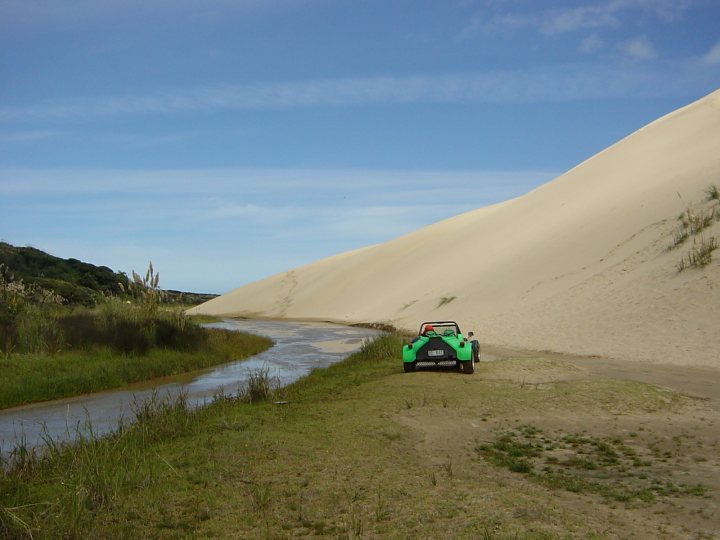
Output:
[{"xmin": 189, "ymin": 90, "xmax": 720, "ymax": 367}]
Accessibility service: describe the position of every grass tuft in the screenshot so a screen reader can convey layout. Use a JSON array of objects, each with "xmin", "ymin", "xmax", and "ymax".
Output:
[
  {"xmin": 669, "ymin": 189, "xmax": 719, "ymax": 270},
  {"xmin": 669, "ymin": 205, "xmax": 716, "ymax": 249},
  {"xmin": 676, "ymin": 236, "xmax": 718, "ymax": 271},
  {"xmin": 357, "ymin": 333, "xmax": 396, "ymax": 361},
  {"xmin": 244, "ymin": 365, "xmax": 275, "ymax": 403}
]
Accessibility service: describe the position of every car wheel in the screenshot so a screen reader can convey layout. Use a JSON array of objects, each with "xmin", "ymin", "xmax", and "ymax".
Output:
[
  {"xmin": 462, "ymin": 360, "xmax": 474, "ymax": 374},
  {"xmin": 403, "ymin": 362, "xmax": 416, "ymax": 373}
]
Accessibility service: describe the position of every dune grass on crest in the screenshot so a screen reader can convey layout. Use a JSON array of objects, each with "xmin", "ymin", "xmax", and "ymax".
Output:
[{"xmin": 669, "ymin": 187, "xmax": 719, "ymax": 270}]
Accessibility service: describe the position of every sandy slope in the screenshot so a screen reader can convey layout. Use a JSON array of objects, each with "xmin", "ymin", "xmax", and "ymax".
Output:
[{"xmin": 189, "ymin": 90, "xmax": 720, "ymax": 367}]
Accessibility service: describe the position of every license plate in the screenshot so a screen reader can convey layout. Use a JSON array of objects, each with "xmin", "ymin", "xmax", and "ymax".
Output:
[{"xmin": 427, "ymin": 350, "xmax": 444, "ymax": 357}]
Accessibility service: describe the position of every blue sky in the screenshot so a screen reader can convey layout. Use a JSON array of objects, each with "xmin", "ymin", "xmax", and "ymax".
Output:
[{"xmin": 1, "ymin": 0, "xmax": 719, "ymax": 293}]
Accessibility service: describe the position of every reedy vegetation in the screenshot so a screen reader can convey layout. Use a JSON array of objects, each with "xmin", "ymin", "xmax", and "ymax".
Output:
[
  {"xmin": 0, "ymin": 263, "xmax": 272, "ymax": 409},
  {"xmin": 120, "ymin": 261, "xmax": 164, "ymax": 316}
]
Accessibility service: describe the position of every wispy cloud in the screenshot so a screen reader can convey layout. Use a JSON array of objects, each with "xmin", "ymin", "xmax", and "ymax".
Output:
[
  {"xmin": 0, "ymin": 130, "xmax": 62, "ymax": 142},
  {"xmin": 541, "ymin": 4, "xmax": 619, "ymax": 35},
  {"xmin": 0, "ymin": 167, "xmax": 554, "ymax": 242},
  {"xmin": 0, "ymin": 63, "xmax": 713, "ymax": 123},
  {"xmin": 459, "ymin": 0, "xmax": 693, "ymax": 38},
  {"xmin": 545, "ymin": 0, "xmax": 693, "ymax": 34},
  {"xmin": 0, "ymin": 0, "xmax": 314, "ymax": 29},
  {"xmin": 619, "ymin": 35, "xmax": 658, "ymax": 60},
  {"xmin": 457, "ymin": 12, "xmax": 530, "ymax": 39},
  {"xmin": 702, "ymin": 40, "xmax": 720, "ymax": 65},
  {"xmin": 578, "ymin": 34, "xmax": 605, "ymax": 54},
  {"xmin": 0, "ymin": 167, "xmax": 554, "ymax": 198},
  {"xmin": 0, "ymin": 166, "xmax": 555, "ymax": 291}
]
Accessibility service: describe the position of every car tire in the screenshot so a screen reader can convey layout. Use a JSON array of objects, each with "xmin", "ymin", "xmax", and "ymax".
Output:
[
  {"xmin": 403, "ymin": 362, "xmax": 416, "ymax": 373},
  {"xmin": 462, "ymin": 360, "xmax": 474, "ymax": 374}
]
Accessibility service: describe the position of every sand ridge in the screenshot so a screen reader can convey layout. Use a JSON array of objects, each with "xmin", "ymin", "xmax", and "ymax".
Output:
[{"xmin": 189, "ymin": 89, "xmax": 720, "ymax": 368}]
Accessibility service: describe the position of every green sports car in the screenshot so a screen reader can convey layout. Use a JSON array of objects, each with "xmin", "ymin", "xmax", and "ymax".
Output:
[{"xmin": 402, "ymin": 321, "xmax": 479, "ymax": 374}]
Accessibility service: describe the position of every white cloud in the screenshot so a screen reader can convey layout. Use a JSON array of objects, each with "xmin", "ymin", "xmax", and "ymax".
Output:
[
  {"xmin": 1, "ymin": 62, "xmax": 712, "ymax": 123},
  {"xmin": 457, "ymin": 11, "xmax": 531, "ymax": 38},
  {"xmin": 620, "ymin": 35, "xmax": 657, "ymax": 61},
  {"xmin": 578, "ymin": 34, "xmax": 605, "ymax": 54},
  {"xmin": 542, "ymin": 5, "xmax": 618, "ymax": 35},
  {"xmin": 608, "ymin": 0, "xmax": 692, "ymax": 22},
  {"xmin": 460, "ymin": 0, "xmax": 693, "ymax": 38},
  {"xmin": 702, "ymin": 41, "xmax": 720, "ymax": 65},
  {"xmin": 0, "ymin": 0, "xmax": 315, "ymax": 29},
  {"xmin": 0, "ymin": 167, "xmax": 554, "ymax": 199},
  {"xmin": 0, "ymin": 130, "xmax": 61, "ymax": 142},
  {"xmin": 205, "ymin": 203, "xmax": 273, "ymax": 220}
]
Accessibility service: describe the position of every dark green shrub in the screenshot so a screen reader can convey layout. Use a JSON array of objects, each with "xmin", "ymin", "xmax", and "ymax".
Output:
[
  {"xmin": 55, "ymin": 309, "xmax": 214, "ymax": 355},
  {"xmin": 57, "ymin": 313, "xmax": 106, "ymax": 348},
  {"xmin": 107, "ymin": 318, "xmax": 151, "ymax": 355},
  {"xmin": 153, "ymin": 318, "xmax": 206, "ymax": 351}
]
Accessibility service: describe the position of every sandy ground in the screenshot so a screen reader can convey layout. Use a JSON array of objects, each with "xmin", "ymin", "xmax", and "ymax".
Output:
[
  {"xmin": 392, "ymin": 348, "xmax": 720, "ymax": 538},
  {"xmin": 188, "ymin": 89, "xmax": 720, "ymax": 369}
]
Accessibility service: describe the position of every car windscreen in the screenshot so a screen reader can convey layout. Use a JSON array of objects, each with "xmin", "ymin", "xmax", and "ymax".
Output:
[{"xmin": 423, "ymin": 324, "xmax": 458, "ymax": 336}]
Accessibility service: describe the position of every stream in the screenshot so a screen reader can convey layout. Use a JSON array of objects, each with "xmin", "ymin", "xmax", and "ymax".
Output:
[{"xmin": 0, "ymin": 319, "xmax": 382, "ymax": 453}]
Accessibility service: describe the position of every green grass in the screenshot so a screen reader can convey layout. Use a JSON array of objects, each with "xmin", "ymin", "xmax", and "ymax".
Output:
[
  {"xmin": 0, "ymin": 336, "xmax": 713, "ymax": 538},
  {"xmin": 0, "ymin": 391, "xmax": 207, "ymax": 538},
  {"xmin": 186, "ymin": 313, "xmax": 223, "ymax": 324},
  {"xmin": 0, "ymin": 334, "xmax": 404, "ymax": 539}
]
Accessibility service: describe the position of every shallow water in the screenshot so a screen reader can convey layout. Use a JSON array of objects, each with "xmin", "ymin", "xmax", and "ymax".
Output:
[{"xmin": 0, "ymin": 319, "xmax": 382, "ymax": 453}]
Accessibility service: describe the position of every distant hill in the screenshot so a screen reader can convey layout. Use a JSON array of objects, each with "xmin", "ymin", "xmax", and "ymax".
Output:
[{"xmin": 0, "ymin": 242, "xmax": 217, "ymax": 306}]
